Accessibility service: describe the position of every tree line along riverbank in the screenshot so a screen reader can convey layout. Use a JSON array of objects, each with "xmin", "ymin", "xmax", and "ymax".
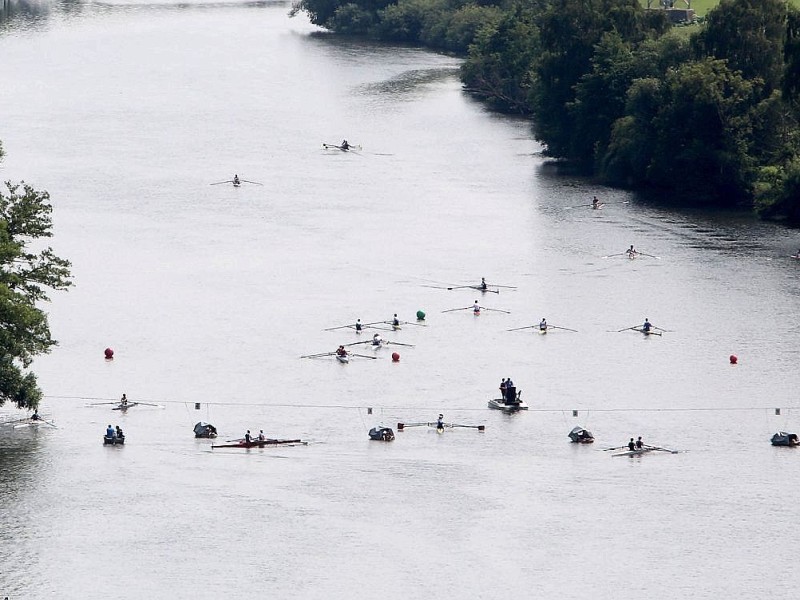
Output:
[{"xmin": 291, "ymin": 0, "xmax": 800, "ymax": 224}]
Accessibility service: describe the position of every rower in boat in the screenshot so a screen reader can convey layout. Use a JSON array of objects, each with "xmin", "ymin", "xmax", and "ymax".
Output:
[
  {"xmin": 592, "ymin": 196, "xmax": 601, "ymax": 209},
  {"xmin": 479, "ymin": 277, "xmax": 488, "ymax": 291},
  {"xmin": 31, "ymin": 410, "xmax": 41, "ymax": 421},
  {"xmin": 392, "ymin": 314, "xmax": 400, "ymax": 329},
  {"xmin": 120, "ymin": 393, "xmax": 128, "ymax": 408},
  {"xmin": 244, "ymin": 430, "xmax": 252, "ymax": 444},
  {"xmin": 257, "ymin": 430, "xmax": 266, "ymax": 441},
  {"xmin": 628, "ymin": 438, "xmax": 636, "ymax": 451},
  {"xmin": 355, "ymin": 319, "xmax": 363, "ymax": 332},
  {"xmin": 642, "ymin": 318, "xmax": 652, "ymax": 334},
  {"xmin": 233, "ymin": 174, "xmax": 241, "ymax": 186},
  {"xmin": 341, "ymin": 140, "xmax": 350, "ymax": 151},
  {"xmin": 437, "ymin": 414, "xmax": 445, "ymax": 432},
  {"xmin": 625, "ymin": 244, "xmax": 637, "ymax": 259},
  {"xmin": 336, "ymin": 345, "xmax": 348, "ymax": 357},
  {"xmin": 539, "ymin": 318, "xmax": 548, "ymax": 332},
  {"xmin": 371, "ymin": 333, "xmax": 383, "ymax": 346},
  {"xmin": 473, "ymin": 301, "xmax": 481, "ymax": 315},
  {"xmin": 635, "ymin": 436, "xmax": 644, "ymax": 450}
]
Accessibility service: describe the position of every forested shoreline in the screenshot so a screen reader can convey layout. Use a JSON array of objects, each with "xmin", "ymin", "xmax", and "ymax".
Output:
[{"xmin": 291, "ymin": 0, "xmax": 800, "ymax": 223}]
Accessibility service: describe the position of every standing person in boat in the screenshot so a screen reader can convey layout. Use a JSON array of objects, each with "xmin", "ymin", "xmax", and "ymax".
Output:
[
  {"xmin": 233, "ymin": 174, "xmax": 240, "ymax": 185},
  {"xmin": 499, "ymin": 378, "xmax": 507, "ymax": 401},
  {"xmin": 473, "ymin": 301, "xmax": 481, "ymax": 314},
  {"xmin": 244, "ymin": 430, "xmax": 252, "ymax": 443},
  {"xmin": 372, "ymin": 333, "xmax": 383, "ymax": 346},
  {"xmin": 340, "ymin": 140, "xmax": 350, "ymax": 151},
  {"xmin": 479, "ymin": 277, "xmax": 488, "ymax": 291},
  {"xmin": 625, "ymin": 245, "xmax": 637, "ymax": 258},
  {"xmin": 642, "ymin": 318, "xmax": 653, "ymax": 333},
  {"xmin": 539, "ymin": 318, "xmax": 548, "ymax": 332},
  {"xmin": 635, "ymin": 436, "xmax": 644, "ymax": 450},
  {"xmin": 336, "ymin": 345, "xmax": 348, "ymax": 357},
  {"xmin": 436, "ymin": 414, "xmax": 445, "ymax": 431},
  {"xmin": 505, "ymin": 378, "xmax": 516, "ymax": 404},
  {"xmin": 106, "ymin": 424, "xmax": 116, "ymax": 440}
]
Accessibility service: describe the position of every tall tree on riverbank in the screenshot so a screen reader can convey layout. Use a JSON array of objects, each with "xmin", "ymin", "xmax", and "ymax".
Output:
[{"xmin": 0, "ymin": 149, "xmax": 72, "ymax": 409}]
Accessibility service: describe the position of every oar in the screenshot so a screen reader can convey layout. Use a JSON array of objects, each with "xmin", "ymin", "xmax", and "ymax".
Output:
[
  {"xmin": 482, "ymin": 307, "xmax": 511, "ymax": 314},
  {"xmin": 617, "ymin": 326, "xmax": 639, "ymax": 332},
  {"xmin": 365, "ymin": 324, "xmax": 395, "ymax": 331},
  {"xmin": 344, "ymin": 341, "xmax": 371, "ymax": 347},
  {"xmin": 489, "ymin": 284, "xmax": 516, "ymax": 289},
  {"xmin": 350, "ymin": 353, "xmax": 378, "ymax": 359},
  {"xmin": 442, "ymin": 307, "xmax": 471, "ymax": 313},
  {"xmin": 474, "ymin": 287, "xmax": 501, "ymax": 294},
  {"xmin": 564, "ymin": 203, "xmax": 594, "ymax": 209},
  {"xmin": 399, "ymin": 321, "xmax": 427, "ymax": 327},
  {"xmin": 300, "ymin": 352, "xmax": 335, "ymax": 359},
  {"xmin": 451, "ymin": 424, "xmax": 486, "ymax": 431},
  {"xmin": 602, "ymin": 446, "xmax": 628, "ymax": 451},
  {"xmin": 40, "ymin": 419, "xmax": 58, "ymax": 428},
  {"xmin": 323, "ymin": 324, "xmax": 353, "ymax": 331},
  {"xmin": 241, "ymin": 179, "xmax": 263, "ymax": 186},
  {"xmin": 210, "ymin": 180, "xmax": 233, "ymax": 185},
  {"xmin": 653, "ymin": 326, "xmax": 674, "ymax": 332},
  {"xmin": 602, "ymin": 253, "xmax": 626, "ymax": 259},
  {"xmin": 507, "ymin": 325, "xmax": 536, "ymax": 331},
  {"xmin": 638, "ymin": 252, "xmax": 661, "ymax": 259},
  {"xmin": 386, "ymin": 341, "xmax": 415, "ymax": 347},
  {"xmin": 550, "ymin": 325, "xmax": 578, "ymax": 332},
  {"xmin": 396, "ymin": 422, "xmax": 429, "ymax": 430},
  {"xmin": 644, "ymin": 444, "xmax": 678, "ymax": 454}
]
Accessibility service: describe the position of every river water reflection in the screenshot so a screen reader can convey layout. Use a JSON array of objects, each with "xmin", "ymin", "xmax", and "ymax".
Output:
[{"xmin": 1, "ymin": 1, "xmax": 799, "ymax": 597}]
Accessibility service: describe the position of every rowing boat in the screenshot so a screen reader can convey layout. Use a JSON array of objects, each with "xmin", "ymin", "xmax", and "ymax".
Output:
[
  {"xmin": 113, "ymin": 402, "xmax": 139, "ymax": 410},
  {"xmin": 103, "ymin": 435, "xmax": 125, "ymax": 446},
  {"xmin": 211, "ymin": 439, "xmax": 306, "ymax": 449},
  {"xmin": 612, "ymin": 448, "xmax": 654, "ymax": 457},
  {"xmin": 632, "ymin": 328, "xmax": 662, "ymax": 336},
  {"xmin": 397, "ymin": 422, "xmax": 485, "ymax": 432},
  {"xmin": 336, "ymin": 354, "xmax": 350, "ymax": 364}
]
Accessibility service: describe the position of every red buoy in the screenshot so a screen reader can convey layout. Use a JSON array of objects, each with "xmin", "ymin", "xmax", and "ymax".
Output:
[
  {"xmin": 104, "ymin": 348, "xmax": 114, "ymax": 360},
  {"xmin": 729, "ymin": 354, "xmax": 738, "ymax": 364},
  {"xmin": 391, "ymin": 352, "xmax": 400, "ymax": 362}
]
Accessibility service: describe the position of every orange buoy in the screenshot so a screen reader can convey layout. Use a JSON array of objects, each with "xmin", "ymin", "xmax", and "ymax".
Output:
[
  {"xmin": 104, "ymin": 348, "xmax": 114, "ymax": 360},
  {"xmin": 391, "ymin": 352, "xmax": 400, "ymax": 362},
  {"xmin": 729, "ymin": 354, "xmax": 738, "ymax": 364}
]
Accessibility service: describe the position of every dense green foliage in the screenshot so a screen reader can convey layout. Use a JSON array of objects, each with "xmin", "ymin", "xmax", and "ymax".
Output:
[
  {"xmin": 292, "ymin": 0, "xmax": 800, "ymax": 221},
  {"xmin": 0, "ymin": 152, "xmax": 72, "ymax": 409}
]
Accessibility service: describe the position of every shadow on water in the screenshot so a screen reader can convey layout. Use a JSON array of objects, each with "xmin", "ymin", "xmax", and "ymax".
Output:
[
  {"xmin": 0, "ymin": 0, "xmax": 52, "ymax": 27},
  {"xmin": 0, "ymin": 0, "xmax": 283, "ymax": 26}
]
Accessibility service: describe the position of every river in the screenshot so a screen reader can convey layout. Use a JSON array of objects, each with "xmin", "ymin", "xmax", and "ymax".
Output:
[{"xmin": 1, "ymin": 0, "xmax": 799, "ymax": 597}]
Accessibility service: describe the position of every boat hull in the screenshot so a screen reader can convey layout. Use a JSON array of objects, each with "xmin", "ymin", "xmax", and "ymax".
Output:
[
  {"xmin": 212, "ymin": 439, "xmax": 305, "ymax": 449},
  {"xmin": 103, "ymin": 435, "xmax": 125, "ymax": 445},
  {"xmin": 488, "ymin": 399, "xmax": 528, "ymax": 411},
  {"xmin": 336, "ymin": 354, "xmax": 350, "ymax": 363},
  {"xmin": 771, "ymin": 432, "xmax": 799, "ymax": 446}
]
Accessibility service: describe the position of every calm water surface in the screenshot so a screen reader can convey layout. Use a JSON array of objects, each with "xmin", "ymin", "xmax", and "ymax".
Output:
[{"xmin": 1, "ymin": 1, "xmax": 799, "ymax": 597}]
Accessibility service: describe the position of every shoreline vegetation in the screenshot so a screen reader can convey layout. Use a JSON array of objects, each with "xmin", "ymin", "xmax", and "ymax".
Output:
[{"xmin": 291, "ymin": 0, "xmax": 800, "ymax": 224}]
